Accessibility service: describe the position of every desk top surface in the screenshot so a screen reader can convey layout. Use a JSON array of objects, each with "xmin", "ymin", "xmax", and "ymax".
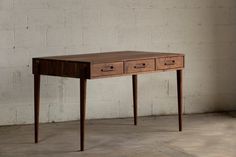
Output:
[{"xmin": 35, "ymin": 51, "xmax": 184, "ymax": 64}]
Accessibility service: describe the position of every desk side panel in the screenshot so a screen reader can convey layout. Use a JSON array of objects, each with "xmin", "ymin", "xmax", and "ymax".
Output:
[{"xmin": 32, "ymin": 59, "xmax": 91, "ymax": 79}]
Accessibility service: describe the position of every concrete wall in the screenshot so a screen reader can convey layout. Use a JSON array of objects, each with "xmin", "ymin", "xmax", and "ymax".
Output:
[{"xmin": 0, "ymin": 0, "xmax": 236, "ymax": 125}]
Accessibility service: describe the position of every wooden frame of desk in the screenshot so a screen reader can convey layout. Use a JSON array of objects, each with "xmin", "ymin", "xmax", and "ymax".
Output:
[{"xmin": 32, "ymin": 51, "xmax": 184, "ymax": 151}]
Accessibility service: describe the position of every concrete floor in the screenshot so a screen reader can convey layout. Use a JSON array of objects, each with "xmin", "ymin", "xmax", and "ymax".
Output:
[{"xmin": 0, "ymin": 112, "xmax": 236, "ymax": 157}]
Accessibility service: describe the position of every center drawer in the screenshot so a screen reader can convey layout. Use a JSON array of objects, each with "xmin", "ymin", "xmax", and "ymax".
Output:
[
  {"xmin": 125, "ymin": 59, "xmax": 155, "ymax": 74},
  {"xmin": 91, "ymin": 62, "xmax": 123, "ymax": 78}
]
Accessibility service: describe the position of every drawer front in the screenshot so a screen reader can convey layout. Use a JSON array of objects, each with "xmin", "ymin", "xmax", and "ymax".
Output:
[
  {"xmin": 91, "ymin": 62, "xmax": 123, "ymax": 77},
  {"xmin": 156, "ymin": 56, "xmax": 184, "ymax": 70},
  {"xmin": 125, "ymin": 59, "xmax": 155, "ymax": 74}
]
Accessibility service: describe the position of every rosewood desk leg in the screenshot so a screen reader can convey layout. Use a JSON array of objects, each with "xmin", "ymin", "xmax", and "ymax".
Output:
[
  {"xmin": 177, "ymin": 70, "xmax": 183, "ymax": 131},
  {"xmin": 132, "ymin": 75, "xmax": 137, "ymax": 125},
  {"xmin": 34, "ymin": 74, "xmax": 40, "ymax": 143},
  {"xmin": 80, "ymin": 78, "xmax": 87, "ymax": 151}
]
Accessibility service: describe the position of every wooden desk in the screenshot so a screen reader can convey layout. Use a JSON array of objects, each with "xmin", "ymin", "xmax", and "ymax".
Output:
[{"xmin": 32, "ymin": 51, "xmax": 184, "ymax": 151}]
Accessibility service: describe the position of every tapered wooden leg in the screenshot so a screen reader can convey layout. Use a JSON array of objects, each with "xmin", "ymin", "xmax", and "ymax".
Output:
[
  {"xmin": 177, "ymin": 70, "xmax": 183, "ymax": 131},
  {"xmin": 80, "ymin": 78, "xmax": 87, "ymax": 151},
  {"xmin": 34, "ymin": 74, "xmax": 40, "ymax": 143},
  {"xmin": 132, "ymin": 75, "xmax": 137, "ymax": 125}
]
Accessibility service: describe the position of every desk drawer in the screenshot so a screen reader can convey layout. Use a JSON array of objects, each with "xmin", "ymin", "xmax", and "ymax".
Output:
[
  {"xmin": 91, "ymin": 62, "xmax": 123, "ymax": 77},
  {"xmin": 156, "ymin": 56, "xmax": 184, "ymax": 70},
  {"xmin": 125, "ymin": 59, "xmax": 155, "ymax": 74}
]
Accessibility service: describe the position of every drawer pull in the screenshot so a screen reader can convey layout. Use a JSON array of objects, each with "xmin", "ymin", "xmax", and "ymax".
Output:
[
  {"xmin": 164, "ymin": 60, "xmax": 175, "ymax": 65},
  {"xmin": 134, "ymin": 63, "xmax": 146, "ymax": 69},
  {"xmin": 101, "ymin": 66, "xmax": 114, "ymax": 72}
]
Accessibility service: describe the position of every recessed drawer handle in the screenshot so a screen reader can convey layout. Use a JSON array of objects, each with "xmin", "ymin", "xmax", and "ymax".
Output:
[
  {"xmin": 134, "ymin": 63, "xmax": 146, "ymax": 69},
  {"xmin": 101, "ymin": 66, "xmax": 114, "ymax": 72},
  {"xmin": 164, "ymin": 60, "xmax": 175, "ymax": 65}
]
